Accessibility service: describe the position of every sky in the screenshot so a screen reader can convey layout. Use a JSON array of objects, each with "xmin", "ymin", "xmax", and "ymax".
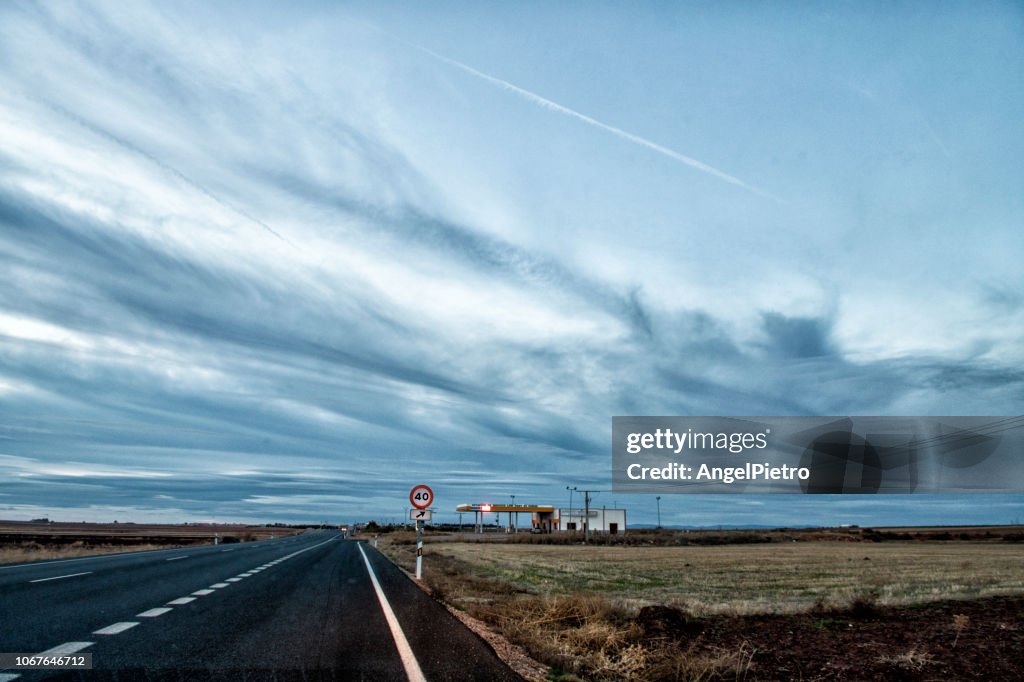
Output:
[{"xmin": 0, "ymin": 1, "xmax": 1022, "ymax": 527}]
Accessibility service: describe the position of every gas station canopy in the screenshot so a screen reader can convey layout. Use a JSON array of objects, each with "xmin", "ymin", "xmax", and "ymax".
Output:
[{"xmin": 456, "ymin": 503, "xmax": 554, "ymax": 513}]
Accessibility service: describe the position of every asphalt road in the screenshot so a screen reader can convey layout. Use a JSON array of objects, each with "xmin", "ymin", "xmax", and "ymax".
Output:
[{"xmin": 0, "ymin": 531, "xmax": 522, "ymax": 681}]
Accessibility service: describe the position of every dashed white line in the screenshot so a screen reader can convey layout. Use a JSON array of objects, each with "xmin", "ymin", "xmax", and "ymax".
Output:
[
  {"xmin": 226, "ymin": 577, "xmax": 242, "ymax": 582},
  {"xmin": 0, "ymin": 673, "xmax": 21, "ymax": 681},
  {"xmin": 38, "ymin": 642, "xmax": 93, "ymax": 656},
  {"xmin": 357, "ymin": 544, "xmax": 426, "ymax": 682},
  {"xmin": 221, "ymin": 549, "xmax": 235, "ymax": 552},
  {"xmin": 210, "ymin": 582, "xmax": 230, "ymax": 588},
  {"xmin": 137, "ymin": 607, "xmax": 173, "ymax": 617},
  {"xmin": 165, "ymin": 556, "xmax": 188, "ymax": 561},
  {"xmin": 93, "ymin": 622, "xmax": 139, "ymax": 635},
  {"xmin": 192, "ymin": 589, "xmax": 215, "ymax": 596},
  {"xmin": 167, "ymin": 597, "xmax": 196, "ymax": 605},
  {"xmin": 29, "ymin": 571, "xmax": 92, "ymax": 583}
]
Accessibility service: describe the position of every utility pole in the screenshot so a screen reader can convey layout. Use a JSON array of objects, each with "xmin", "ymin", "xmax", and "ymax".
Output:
[
  {"xmin": 510, "ymin": 494, "xmax": 516, "ymax": 533},
  {"xmin": 584, "ymin": 490, "xmax": 590, "ymax": 543},
  {"xmin": 656, "ymin": 496, "xmax": 662, "ymax": 529},
  {"xmin": 576, "ymin": 488, "xmax": 605, "ymax": 544},
  {"xmin": 566, "ymin": 486, "xmax": 576, "ymax": 532}
]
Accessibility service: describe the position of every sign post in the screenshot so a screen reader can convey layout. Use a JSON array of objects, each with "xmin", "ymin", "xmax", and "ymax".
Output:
[{"xmin": 409, "ymin": 484, "xmax": 434, "ymax": 580}]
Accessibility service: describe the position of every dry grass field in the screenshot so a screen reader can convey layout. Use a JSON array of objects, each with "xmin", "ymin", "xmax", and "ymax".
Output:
[
  {"xmin": 0, "ymin": 542, "xmax": 179, "ymax": 565},
  {"xmin": 380, "ymin": 534, "xmax": 1024, "ymax": 680},
  {"xmin": 0, "ymin": 521, "xmax": 302, "ymax": 565},
  {"xmin": 429, "ymin": 541, "xmax": 1024, "ymax": 614}
]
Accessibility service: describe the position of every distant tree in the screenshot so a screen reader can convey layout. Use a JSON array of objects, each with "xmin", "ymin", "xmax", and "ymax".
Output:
[{"xmin": 365, "ymin": 520, "xmax": 381, "ymax": 532}]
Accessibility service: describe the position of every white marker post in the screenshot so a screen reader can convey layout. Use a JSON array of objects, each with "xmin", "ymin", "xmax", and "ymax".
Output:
[{"xmin": 409, "ymin": 484, "xmax": 434, "ymax": 580}]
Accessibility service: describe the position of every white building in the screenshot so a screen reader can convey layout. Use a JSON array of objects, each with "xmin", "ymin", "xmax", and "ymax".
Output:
[{"xmin": 533, "ymin": 507, "xmax": 627, "ymax": 534}]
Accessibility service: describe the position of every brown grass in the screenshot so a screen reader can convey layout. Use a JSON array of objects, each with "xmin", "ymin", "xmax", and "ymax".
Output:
[
  {"xmin": 423, "ymin": 541, "xmax": 1024, "ymax": 615},
  {"xmin": 378, "ymin": 537, "xmax": 1024, "ymax": 681},
  {"xmin": 877, "ymin": 648, "xmax": 937, "ymax": 671},
  {"xmin": 0, "ymin": 542, "xmax": 192, "ymax": 565},
  {"xmin": 381, "ymin": 539, "xmax": 765, "ymax": 680}
]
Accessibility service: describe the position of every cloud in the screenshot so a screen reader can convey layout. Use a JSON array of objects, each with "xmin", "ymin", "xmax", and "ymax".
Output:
[
  {"xmin": 0, "ymin": 1, "xmax": 1020, "ymax": 525},
  {"xmin": 760, "ymin": 312, "xmax": 834, "ymax": 359}
]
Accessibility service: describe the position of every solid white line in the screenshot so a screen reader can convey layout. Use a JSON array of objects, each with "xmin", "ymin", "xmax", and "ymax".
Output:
[
  {"xmin": 137, "ymin": 607, "xmax": 172, "ymax": 617},
  {"xmin": 357, "ymin": 544, "xmax": 426, "ymax": 682},
  {"xmin": 165, "ymin": 556, "xmax": 188, "ymax": 561},
  {"xmin": 192, "ymin": 589, "xmax": 215, "ymax": 596},
  {"xmin": 38, "ymin": 642, "xmax": 93, "ymax": 656},
  {"xmin": 210, "ymin": 582, "xmax": 230, "ymax": 588},
  {"xmin": 167, "ymin": 597, "xmax": 196, "ymax": 605},
  {"xmin": 93, "ymin": 622, "xmax": 138, "ymax": 635},
  {"xmin": 0, "ymin": 673, "xmax": 21, "ymax": 681},
  {"xmin": 29, "ymin": 571, "xmax": 92, "ymax": 583}
]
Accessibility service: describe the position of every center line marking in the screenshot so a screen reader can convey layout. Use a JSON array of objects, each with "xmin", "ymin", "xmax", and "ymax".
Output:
[
  {"xmin": 358, "ymin": 544, "xmax": 426, "ymax": 682},
  {"xmin": 167, "ymin": 597, "xmax": 196, "ymax": 605},
  {"xmin": 165, "ymin": 556, "xmax": 188, "ymax": 561},
  {"xmin": 29, "ymin": 571, "xmax": 92, "ymax": 583},
  {"xmin": 39, "ymin": 642, "xmax": 93, "ymax": 656},
  {"xmin": 210, "ymin": 583, "xmax": 230, "ymax": 588},
  {"xmin": 94, "ymin": 622, "xmax": 138, "ymax": 635},
  {"xmin": 226, "ymin": 577, "xmax": 242, "ymax": 582},
  {"xmin": 192, "ymin": 589, "xmax": 215, "ymax": 596},
  {"xmin": 137, "ymin": 608, "xmax": 172, "ymax": 617}
]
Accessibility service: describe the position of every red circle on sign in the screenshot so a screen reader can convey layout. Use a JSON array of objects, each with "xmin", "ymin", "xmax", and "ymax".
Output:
[{"xmin": 409, "ymin": 484, "xmax": 434, "ymax": 510}]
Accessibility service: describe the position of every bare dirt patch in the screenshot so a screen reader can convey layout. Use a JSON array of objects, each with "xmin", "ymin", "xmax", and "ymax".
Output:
[{"xmin": 674, "ymin": 595, "xmax": 1024, "ymax": 680}]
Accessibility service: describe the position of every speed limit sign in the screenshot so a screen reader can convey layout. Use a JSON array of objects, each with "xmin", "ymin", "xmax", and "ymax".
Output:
[{"xmin": 409, "ymin": 484, "xmax": 434, "ymax": 510}]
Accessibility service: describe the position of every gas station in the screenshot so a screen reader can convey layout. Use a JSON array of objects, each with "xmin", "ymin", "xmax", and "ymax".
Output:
[
  {"xmin": 455, "ymin": 503, "xmax": 626, "ymax": 534},
  {"xmin": 455, "ymin": 503, "xmax": 554, "ymax": 533}
]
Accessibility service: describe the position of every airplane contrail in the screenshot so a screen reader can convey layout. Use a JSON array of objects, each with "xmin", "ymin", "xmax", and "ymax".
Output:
[{"xmin": 416, "ymin": 45, "xmax": 781, "ymax": 202}]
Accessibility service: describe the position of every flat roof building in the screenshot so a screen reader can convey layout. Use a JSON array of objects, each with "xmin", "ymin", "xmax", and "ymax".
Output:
[{"xmin": 455, "ymin": 503, "xmax": 626, "ymax": 534}]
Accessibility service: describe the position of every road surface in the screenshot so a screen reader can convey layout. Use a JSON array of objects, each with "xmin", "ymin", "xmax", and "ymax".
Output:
[{"xmin": 0, "ymin": 531, "xmax": 522, "ymax": 680}]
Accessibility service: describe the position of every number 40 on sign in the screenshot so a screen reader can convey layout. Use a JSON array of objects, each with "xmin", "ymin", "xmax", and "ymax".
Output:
[{"xmin": 409, "ymin": 484, "xmax": 433, "ymax": 510}]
